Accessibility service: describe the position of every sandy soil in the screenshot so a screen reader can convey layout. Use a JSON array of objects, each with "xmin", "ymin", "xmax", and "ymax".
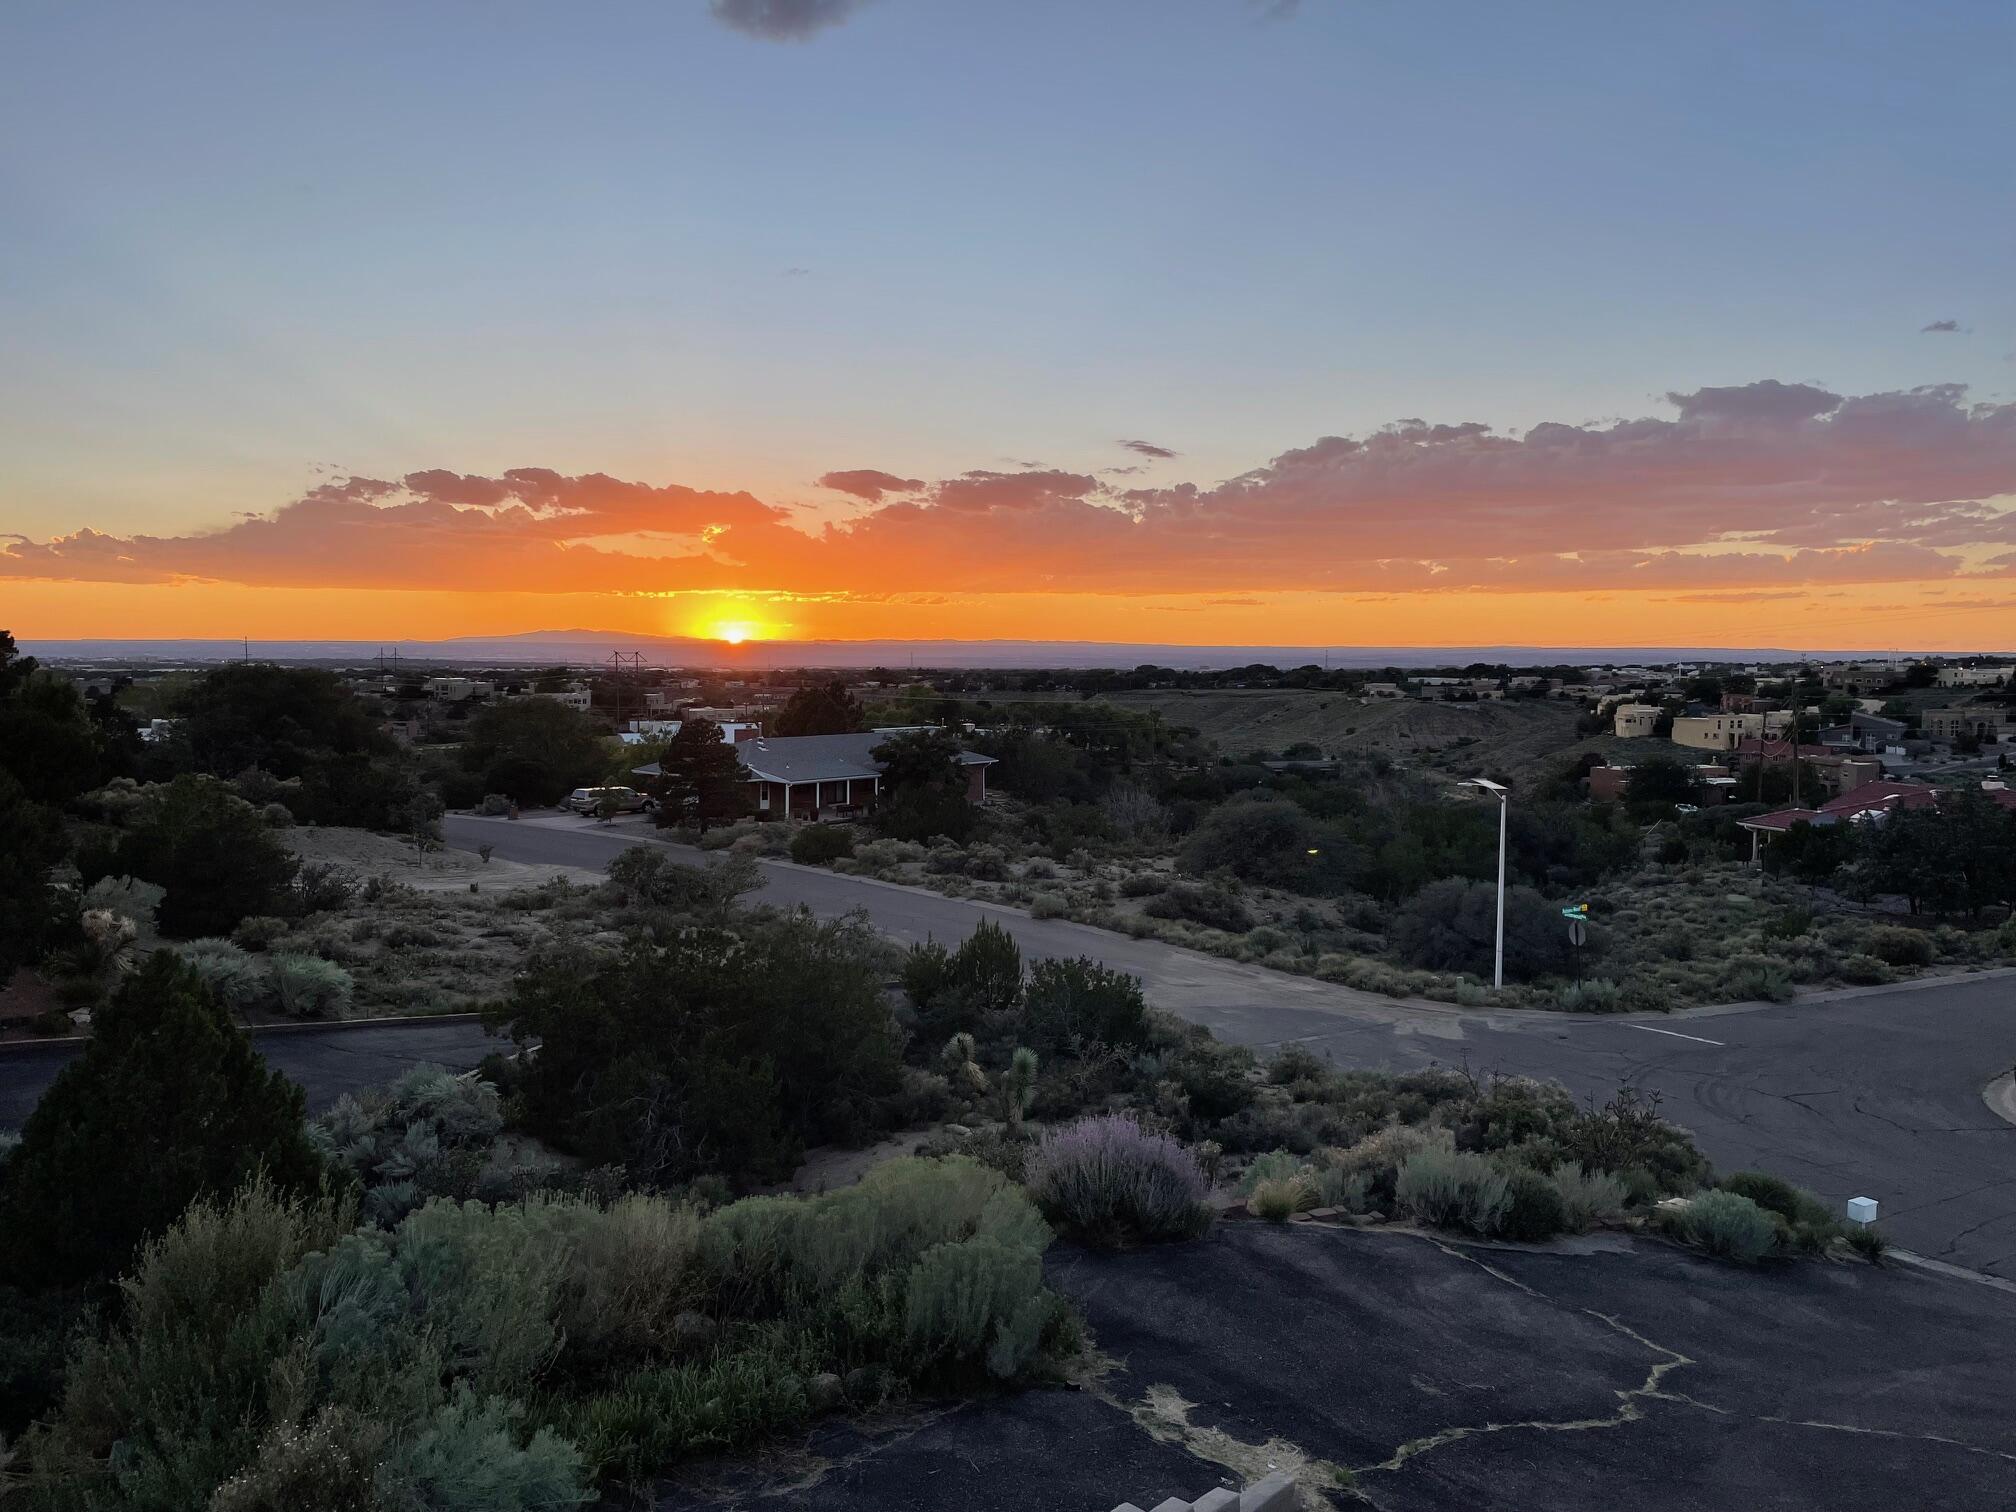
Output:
[{"xmin": 289, "ymin": 825, "xmax": 604, "ymax": 892}]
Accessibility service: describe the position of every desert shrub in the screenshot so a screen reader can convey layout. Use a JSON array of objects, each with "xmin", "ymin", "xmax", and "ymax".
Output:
[
  {"xmin": 207, "ymin": 1406, "xmax": 387, "ymax": 1512},
  {"xmin": 1267, "ymin": 1045, "xmax": 1332, "ymax": 1089},
  {"xmin": 1669, "ymin": 1189, "xmax": 1778, "ymax": 1263},
  {"xmin": 1395, "ymin": 1147, "xmax": 1510, "ymax": 1235},
  {"xmin": 479, "ymin": 793, "xmax": 514, "ymax": 816},
  {"xmin": 81, "ymin": 874, "xmax": 166, "ymax": 938},
  {"xmin": 269, "ymin": 952, "xmax": 356, "ymax": 1018},
  {"xmin": 1118, "ymin": 873, "xmax": 1163, "ymax": 899},
  {"xmin": 1550, "ymin": 1163, "xmax": 1627, "ymax": 1232},
  {"xmin": 1391, "ymin": 878, "xmax": 1575, "ymax": 981},
  {"xmin": 1721, "ymin": 953, "xmax": 1794, "ymax": 1002},
  {"xmin": 1029, "ymin": 893, "xmax": 1070, "ymax": 920},
  {"xmin": 1554, "ymin": 979, "xmax": 1624, "ymax": 1013},
  {"xmin": 789, "ymin": 825, "xmax": 855, "ymax": 865},
  {"xmin": 1145, "ymin": 881, "xmax": 1255, "ymax": 934},
  {"xmin": 1838, "ymin": 953, "xmax": 1892, "ymax": 985},
  {"xmin": 1020, "ymin": 957, "xmax": 1148, "ymax": 1051},
  {"xmin": 1718, "ymin": 1170, "xmax": 1837, "ymax": 1250},
  {"xmin": 1236, "ymin": 1149, "xmax": 1308, "ymax": 1195},
  {"xmin": 1248, "ymin": 1175, "xmax": 1318, "ymax": 1222},
  {"xmin": 603, "ymin": 846, "xmax": 761, "ymax": 919},
  {"xmin": 289, "ymin": 860, "xmax": 360, "ymax": 914},
  {"xmin": 1561, "ymin": 1088, "xmax": 1712, "ymax": 1196},
  {"xmin": 381, "ymin": 1388, "xmax": 586, "ymax": 1512},
  {"xmin": 1452, "ymin": 1075, "xmax": 1579, "ymax": 1159},
  {"xmin": 1325, "ymin": 1124, "xmax": 1451, "ymax": 1213},
  {"xmin": 174, "ymin": 937, "xmax": 270, "ymax": 1013},
  {"xmin": 311, "ymin": 1064, "xmax": 507, "ymax": 1224},
  {"xmin": 1495, "ymin": 1166, "xmax": 1568, "ymax": 1241},
  {"xmin": 904, "ymin": 1235, "xmax": 1055, "ymax": 1379},
  {"xmin": 1845, "ymin": 1225, "xmax": 1888, "ymax": 1262},
  {"xmin": 1025, "ymin": 1115, "xmax": 1211, "ymax": 1247},
  {"xmin": 1158, "ymin": 1033, "xmax": 1257, "ymax": 1122},
  {"xmin": 1864, "ymin": 924, "xmax": 1934, "ymax": 968},
  {"xmin": 565, "ymin": 1346, "xmax": 811, "ymax": 1484},
  {"xmin": 33, "ymin": 1182, "xmax": 354, "ymax": 1507}
]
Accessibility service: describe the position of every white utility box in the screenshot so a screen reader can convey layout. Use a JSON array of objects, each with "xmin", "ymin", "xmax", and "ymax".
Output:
[{"xmin": 1846, "ymin": 1196, "xmax": 1878, "ymax": 1226}]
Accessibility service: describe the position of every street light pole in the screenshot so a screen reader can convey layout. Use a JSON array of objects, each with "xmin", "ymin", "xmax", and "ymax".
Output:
[{"xmin": 1465, "ymin": 777, "xmax": 1510, "ymax": 989}]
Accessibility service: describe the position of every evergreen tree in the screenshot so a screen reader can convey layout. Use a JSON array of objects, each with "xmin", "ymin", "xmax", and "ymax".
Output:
[
  {"xmin": 773, "ymin": 679, "xmax": 864, "ymax": 736},
  {"xmin": 650, "ymin": 717, "xmax": 752, "ymax": 830},
  {"xmin": 0, "ymin": 953, "xmax": 325, "ymax": 1287}
]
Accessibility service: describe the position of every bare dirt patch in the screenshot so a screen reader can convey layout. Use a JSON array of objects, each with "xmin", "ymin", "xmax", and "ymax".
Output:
[{"xmin": 288, "ymin": 825, "xmax": 603, "ymax": 892}]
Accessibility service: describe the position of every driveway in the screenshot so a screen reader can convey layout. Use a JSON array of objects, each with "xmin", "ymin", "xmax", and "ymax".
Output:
[
  {"xmin": 653, "ymin": 1223, "xmax": 2016, "ymax": 1511},
  {"xmin": 445, "ymin": 814, "xmax": 2016, "ymax": 1279}
]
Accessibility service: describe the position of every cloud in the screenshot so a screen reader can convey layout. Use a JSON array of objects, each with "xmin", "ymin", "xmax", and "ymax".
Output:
[
  {"xmin": 1922, "ymin": 319, "xmax": 1963, "ymax": 333},
  {"xmin": 1119, "ymin": 438, "xmax": 1179, "ymax": 460},
  {"xmin": 1660, "ymin": 590, "xmax": 1813, "ymax": 604},
  {"xmin": 710, "ymin": 0, "xmax": 869, "ymax": 41},
  {"xmin": 10, "ymin": 380, "xmax": 2016, "ymax": 601},
  {"xmin": 1205, "ymin": 596, "xmax": 1264, "ymax": 606},
  {"xmin": 817, "ymin": 469, "xmax": 923, "ymax": 502}
]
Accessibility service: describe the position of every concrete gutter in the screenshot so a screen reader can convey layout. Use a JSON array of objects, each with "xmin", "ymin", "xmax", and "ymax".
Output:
[{"xmin": 1982, "ymin": 1071, "xmax": 2016, "ymax": 1131}]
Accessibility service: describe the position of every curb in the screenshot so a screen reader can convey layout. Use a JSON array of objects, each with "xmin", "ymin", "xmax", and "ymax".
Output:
[
  {"xmin": 1982, "ymin": 1071, "xmax": 2016, "ymax": 1131},
  {"xmin": 0, "ymin": 1011, "xmax": 490, "ymax": 1054}
]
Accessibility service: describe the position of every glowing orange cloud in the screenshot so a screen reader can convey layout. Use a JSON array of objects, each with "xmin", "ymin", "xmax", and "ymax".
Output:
[{"xmin": 5, "ymin": 380, "xmax": 2016, "ymax": 648}]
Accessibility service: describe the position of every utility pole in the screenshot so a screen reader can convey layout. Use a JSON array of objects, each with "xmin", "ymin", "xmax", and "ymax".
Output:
[{"xmin": 1464, "ymin": 777, "xmax": 1510, "ymax": 989}]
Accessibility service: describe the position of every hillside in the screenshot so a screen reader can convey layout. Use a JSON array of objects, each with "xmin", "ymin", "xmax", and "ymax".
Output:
[{"xmin": 1097, "ymin": 688, "xmax": 1593, "ymax": 785}]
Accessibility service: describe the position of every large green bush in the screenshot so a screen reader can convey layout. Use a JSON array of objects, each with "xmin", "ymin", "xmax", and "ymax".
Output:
[
  {"xmin": 494, "ymin": 915, "xmax": 902, "ymax": 1186},
  {"xmin": 86, "ymin": 775, "xmax": 299, "ymax": 939},
  {"xmin": 788, "ymin": 824, "xmax": 856, "ymax": 865},
  {"xmin": 1019, "ymin": 957, "xmax": 1148, "ymax": 1050}
]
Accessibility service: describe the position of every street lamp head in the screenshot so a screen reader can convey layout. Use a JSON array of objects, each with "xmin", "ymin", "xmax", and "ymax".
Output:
[{"xmin": 1464, "ymin": 776, "xmax": 1509, "ymax": 797}]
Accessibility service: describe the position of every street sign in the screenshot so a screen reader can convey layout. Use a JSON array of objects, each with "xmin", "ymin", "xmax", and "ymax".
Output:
[
  {"xmin": 1561, "ymin": 903, "xmax": 1590, "ymax": 921},
  {"xmin": 1567, "ymin": 918, "xmax": 1587, "ymax": 947}
]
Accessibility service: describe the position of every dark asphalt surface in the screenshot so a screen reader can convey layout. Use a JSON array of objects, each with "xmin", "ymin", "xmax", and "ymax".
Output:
[
  {"xmin": 0, "ymin": 1018, "xmax": 501, "ymax": 1128},
  {"xmin": 654, "ymin": 1223, "xmax": 2016, "ymax": 1512},
  {"xmin": 445, "ymin": 814, "xmax": 2016, "ymax": 1280}
]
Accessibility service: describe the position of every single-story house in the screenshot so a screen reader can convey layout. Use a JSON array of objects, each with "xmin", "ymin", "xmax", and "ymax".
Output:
[
  {"xmin": 1734, "ymin": 778, "xmax": 2015, "ymax": 863},
  {"xmin": 634, "ymin": 729, "xmax": 995, "ymax": 821}
]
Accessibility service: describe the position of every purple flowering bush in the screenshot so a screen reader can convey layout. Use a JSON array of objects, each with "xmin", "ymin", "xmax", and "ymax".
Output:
[{"xmin": 1024, "ymin": 1114, "xmax": 1212, "ymax": 1247}]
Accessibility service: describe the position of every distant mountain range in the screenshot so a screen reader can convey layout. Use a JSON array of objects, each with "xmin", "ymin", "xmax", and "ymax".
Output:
[{"xmin": 18, "ymin": 629, "xmax": 1990, "ymax": 670}]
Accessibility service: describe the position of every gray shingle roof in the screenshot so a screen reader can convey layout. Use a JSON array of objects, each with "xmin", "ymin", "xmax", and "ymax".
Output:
[
  {"xmin": 634, "ymin": 731, "xmax": 994, "ymax": 785},
  {"xmin": 736, "ymin": 732, "xmax": 993, "ymax": 784}
]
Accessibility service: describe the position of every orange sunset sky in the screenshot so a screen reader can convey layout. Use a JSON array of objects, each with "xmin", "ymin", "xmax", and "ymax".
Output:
[{"xmin": 4, "ymin": 5, "xmax": 2014, "ymax": 654}]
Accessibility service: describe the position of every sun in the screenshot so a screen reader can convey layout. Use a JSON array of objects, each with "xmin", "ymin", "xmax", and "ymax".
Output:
[{"xmin": 711, "ymin": 621, "xmax": 757, "ymax": 645}]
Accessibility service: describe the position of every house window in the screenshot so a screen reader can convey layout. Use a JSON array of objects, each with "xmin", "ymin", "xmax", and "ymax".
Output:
[{"xmin": 758, "ymin": 785, "xmax": 771, "ymax": 811}]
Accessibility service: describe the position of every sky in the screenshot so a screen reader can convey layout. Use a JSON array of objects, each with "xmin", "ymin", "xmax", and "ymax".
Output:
[{"xmin": 3, "ymin": 0, "xmax": 2014, "ymax": 651}]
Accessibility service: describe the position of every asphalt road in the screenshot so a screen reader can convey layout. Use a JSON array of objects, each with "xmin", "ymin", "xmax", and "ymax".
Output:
[
  {"xmin": 656, "ymin": 1223, "xmax": 2016, "ymax": 1512},
  {"xmin": 444, "ymin": 813, "xmax": 2016, "ymax": 1279},
  {"xmin": 0, "ymin": 1018, "xmax": 501, "ymax": 1129}
]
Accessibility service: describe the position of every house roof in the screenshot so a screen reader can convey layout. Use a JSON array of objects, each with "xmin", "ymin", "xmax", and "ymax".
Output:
[
  {"xmin": 1737, "ymin": 779, "xmax": 1941, "ymax": 833},
  {"xmin": 636, "ymin": 731, "xmax": 994, "ymax": 785}
]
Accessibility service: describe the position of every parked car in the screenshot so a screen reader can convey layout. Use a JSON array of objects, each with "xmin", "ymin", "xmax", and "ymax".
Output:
[{"xmin": 564, "ymin": 786, "xmax": 654, "ymax": 815}]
